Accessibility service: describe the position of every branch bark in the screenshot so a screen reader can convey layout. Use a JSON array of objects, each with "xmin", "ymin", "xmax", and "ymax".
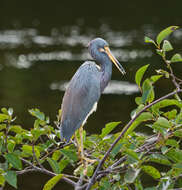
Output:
[{"xmin": 21, "ymin": 158, "xmax": 76, "ymax": 187}]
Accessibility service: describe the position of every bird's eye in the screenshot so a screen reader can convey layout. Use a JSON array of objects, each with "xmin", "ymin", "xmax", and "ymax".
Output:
[{"xmin": 99, "ymin": 48, "xmax": 105, "ymax": 52}]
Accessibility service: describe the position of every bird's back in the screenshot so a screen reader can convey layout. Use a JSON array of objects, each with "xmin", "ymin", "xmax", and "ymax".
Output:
[{"xmin": 60, "ymin": 61, "xmax": 101, "ymax": 142}]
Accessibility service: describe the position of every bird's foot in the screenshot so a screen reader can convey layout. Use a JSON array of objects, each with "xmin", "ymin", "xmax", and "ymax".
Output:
[
  {"xmin": 79, "ymin": 155, "xmax": 97, "ymax": 176},
  {"xmin": 80, "ymin": 155, "xmax": 96, "ymax": 164}
]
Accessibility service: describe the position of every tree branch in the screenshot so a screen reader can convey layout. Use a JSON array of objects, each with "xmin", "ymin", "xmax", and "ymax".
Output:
[
  {"xmin": 40, "ymin": 142, "xmax": 72, "ymax": 161},
  {"xmin": 86, "ymin": 89, "xmax": 182, "ymax": 190},
  {"xmin": 21, "ymin": 158, "xmax": 76, "ymax": 187}
]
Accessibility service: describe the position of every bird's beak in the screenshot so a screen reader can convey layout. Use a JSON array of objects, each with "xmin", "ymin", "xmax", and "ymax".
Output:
[{"xmin": 104, "ymin": 46, "xmax": 126, "ymax": 75}]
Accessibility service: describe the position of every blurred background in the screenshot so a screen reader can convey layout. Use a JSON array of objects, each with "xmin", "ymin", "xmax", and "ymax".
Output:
[{"xmin": 1, "ymin": 0, "xmax": 182, "ymax": 189}]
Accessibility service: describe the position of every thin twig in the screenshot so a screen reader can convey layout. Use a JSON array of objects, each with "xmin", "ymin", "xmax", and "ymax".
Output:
[
  {"xmin": 4, "ymin": 122, "xmax": 10, "ymax": 152},
  {"xmin": 21, "ymin": 158, "xmax": 76, "ymax": 187},
  {"xmin": 75, "ymin": 175, "xmax": 84, "ymax": 190},
  {"xmin": 32, "ymin": 142, "xmax": 44, "ymax": 170},
  {"xmin": 16, "ymin": 168, "xmax": 37, "ymax": 175},
  {"xmin": 86, "ymin": 89, "xmax": 182, "ymax": 190},
  {"xmin": 162, "ymin": 56, "xmax": 181, "ymax": 90},
  {"xmin": 40, "ymin": 142, "xmax": 72, "ymax": 161}
]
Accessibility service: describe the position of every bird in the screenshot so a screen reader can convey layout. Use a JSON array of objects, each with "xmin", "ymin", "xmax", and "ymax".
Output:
[{"xmin": 59, "ymin": 38, "xmax": 125, "ymax": 160}]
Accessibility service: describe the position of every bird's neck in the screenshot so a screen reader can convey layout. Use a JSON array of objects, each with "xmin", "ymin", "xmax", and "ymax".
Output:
[{"xmin": 100, "ymin": 60, "xmax": 112, "ymax": 92}]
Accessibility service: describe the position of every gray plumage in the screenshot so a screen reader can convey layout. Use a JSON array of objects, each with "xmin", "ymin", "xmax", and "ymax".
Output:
[
  {"xmin": 60, "ymin": 61, "xmax": 101, "ymax": 141},
  {"xmin": 59, "ymin": 38, "xmax": 125, "ymax": 142}
]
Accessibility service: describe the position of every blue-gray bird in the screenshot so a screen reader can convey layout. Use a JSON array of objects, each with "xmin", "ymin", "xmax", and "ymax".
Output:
[{"xmin": 60, "ymin": 38, "xmax": 125, "ymax": 142}]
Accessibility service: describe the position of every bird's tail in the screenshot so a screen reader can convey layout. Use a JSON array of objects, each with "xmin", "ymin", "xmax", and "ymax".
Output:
[{"xmin": 60, "ymin": 123, "xmax": 72, "ymax": 143}]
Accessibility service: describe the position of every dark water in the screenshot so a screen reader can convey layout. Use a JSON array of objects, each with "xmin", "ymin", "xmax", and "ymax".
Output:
[{"xmin": 1, "ymin": 1, "xmax": 182, "ymax": 189}]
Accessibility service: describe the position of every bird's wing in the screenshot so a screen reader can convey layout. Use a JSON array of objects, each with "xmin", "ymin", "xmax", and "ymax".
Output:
[{"xmin": 60, "ymin": 62, "xmax": 101, "ymax": 141}]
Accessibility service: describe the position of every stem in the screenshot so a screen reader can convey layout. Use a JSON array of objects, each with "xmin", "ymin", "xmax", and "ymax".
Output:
[
  {"xmin": 4, "ymin": 121, "xmax": 10, "ymax": 152},
  {"xmin": 40, "ymin": 142, "xmax": 72, "ymax": 161},
  {"xmin": 162, "ymin": 55, "xmax": 181, "ymax": 91},
  {"xmin": 32, "ymin": 142, "xmax": 45, "ymax": 170},
  {"xmin": 21, "ymin": 158, "xmax": 76, "ymax": 187},
  {"xmin": 86, "ymin": 89, "xmax": 182, "ymax": 190}
]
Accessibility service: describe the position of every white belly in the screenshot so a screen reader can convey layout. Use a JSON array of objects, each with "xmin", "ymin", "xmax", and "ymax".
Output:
[{"xmin": 82, "ymin": 102, "xmax": 98, "ymax": 126}]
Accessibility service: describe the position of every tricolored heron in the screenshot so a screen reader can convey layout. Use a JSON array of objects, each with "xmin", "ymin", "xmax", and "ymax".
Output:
[{"xmin": 59, "ymin": 38, "xmax": 125, "ymax": 161}]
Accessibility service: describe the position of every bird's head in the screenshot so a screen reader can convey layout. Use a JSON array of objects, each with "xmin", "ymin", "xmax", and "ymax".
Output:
[{"xmin": 88, "ymin": 38, "xmax": 126, "ymax": 75}]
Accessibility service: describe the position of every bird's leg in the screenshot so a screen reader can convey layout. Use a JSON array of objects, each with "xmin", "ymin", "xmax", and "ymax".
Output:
[
  {"xmin": 74, "ymin": 126, "xmax": 96, "ymax": 165},
  {"xmin": 79, "ymin": 126, "xmax": 96, "ymax": 164},
  {"xmin": 75, "ymin": 131, "xmax": 81, "ymax": 158},
  {"xmin": 79, "ymin": 126, "xmax": 84, "ymax": 159}
]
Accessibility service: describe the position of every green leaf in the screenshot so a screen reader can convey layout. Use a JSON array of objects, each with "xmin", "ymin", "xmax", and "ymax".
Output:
[
  {"xmin": 5, "ymin": 153, "xmax": 22, "ymax": 170},
  {"xmin": 22, "ymin": 145, "xmax": 40, "ymax": 158},
  {"xmin": 31, "ymin": 128, "xmax": 46, "ymax": 141},
  {"xmin": 8, "ymin": 125, "xmax": 22, "ymax": 133},
  {"xmin": 141, "ymin": 165, "xmax": 161, "ymax": 179},
  {"xmin": 0, "ymin": 124, "xmax": 6, "ymax": 130},
  {"xmin": 100, "ymin": 122, "xmax": 121, "ymax": 138},
  {"xmin": 166, "ymin": 139, "xmax": 179, "ymax": 148},
  {"xmin": 156, "ymin": 26, "xmax": 179, "ymax": 46},
  {"xmin": 161, "ymin": 146, "xmax": 168, "ymax": 154},
  {"xmin": 142, "ymin": 79, "xmax": 154, "ymax": 104},
  {"xmin": 1, "ymin": 108, "xmax": 8, "ymax": 114},
  {"xmin": 171, "ymin": 53, "xmax": 182, "ymax": 63},
  {"xmin": 86, "ymin": 164, "xmax": 94, "ymax": 177},
  {"xmin": 124, "ymin": 167, "xmax": 140, "ymax": 183},
  {"xmin": 100, "ymin": 179, "xmax": 111, "ymax": 190},
  {"xmin": 135, "ymin": 97, "xmax": 142, "ymax": 105},
  {"xmin": 152, "ymin": 117, "xmax": 170, "ymax": 135},
  {"xmin": 166, "ymin": 149, "xmax": 182, "ymax": 163},
  {"xmin": 29, "ymin": 108, "xmax": 45, "ymax": 121},
  {"xmin": 7, "ymin": 140, "xmax": 16, "ymax": 153},
  {"xmin": 59, "ymin": 159, "xmax": 69, "ymax": 172},
  {"xmin": 47, "ymin": 158, "xmax": 61, "ymax": 174},
  {"xmin": 52, "ymin": 150, "xmax": 61, "ymax": 161},
  {"xmin": 135, "ymin": 178, "xmax": 144, "ymax": 190},
  {"xmin": 152, "ymin": 99, "xmax": 182, "ymax": 115},
  {"xmin": 163, "ymin": 109, "xmax": 177, "ymax": 120},
  {"xmin": 135, "ymin": 64, "xmax": 149, "ymax": 89},
  {"xmin": 4, "ymin": 171, "xmax": 17, "ymax": 188},
  {"xmin": 148, "ymin": 154, "xmax": 171, "ymax": 166},
  {"xmin": 43, "ymin": 174, "xmax": 63, "ymax": 190},
  {"xmin": 154, "ymin": 117, "xmax": 170, "ymax": 129},
  {"xmin": 0, "ymin": 114, "xmax": 9, "ymax": 122},
  {"xmin": 111, "ymin": 140, "xmax": 123, "ymax": 158},
  {"xmin": 0, "ymin": 174, "xmax": 5, "ymax": 187},
  {"xmin": 144, "ymin": 36, "xmax": 156, "ymax": 46},
  {"xmin": 175, "ymin": 110, "xmax": 182, "ymax": 124},
  {"xmin": 60, "ymin": 149, "xmax": 78, "ymax": 162},
  {"xmin": 125, "ymin": 149, "xmax": 139, "ymax": 161},
  {"xmin": 124, "ymin": 112, "xmax": 153, "ymax": 138},
  {"xmin": 174, "ymin": 129, "xmax": 182, "ymax": 138},
  {"xmin": 162, "ymin": 40, "xmax": 173, "ymax": 52},
  {"xmin": 150, "ymin": 75, "xmax": 163, "ymax": 83}
]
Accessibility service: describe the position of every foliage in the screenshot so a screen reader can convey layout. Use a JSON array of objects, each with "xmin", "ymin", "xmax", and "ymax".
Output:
[{"xmin": 1, "ymin": 26, "xmax": 182, "ymax": 190}]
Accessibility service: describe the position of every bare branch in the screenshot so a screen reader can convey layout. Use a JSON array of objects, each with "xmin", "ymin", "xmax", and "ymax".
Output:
[
  {"xmin": 40, "ymin": 142, "xmax": 72, "ymax": 161},
  {"xmin": 21, "ymin": 158, "xmax": 76, "ymax": 187}
]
